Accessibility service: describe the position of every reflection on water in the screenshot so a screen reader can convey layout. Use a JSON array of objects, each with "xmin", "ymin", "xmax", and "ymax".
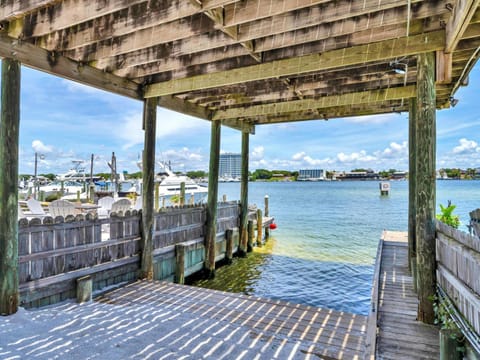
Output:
[{"xmin": 192, "ymin": 180, "xmax": 480, "ymax": 315}]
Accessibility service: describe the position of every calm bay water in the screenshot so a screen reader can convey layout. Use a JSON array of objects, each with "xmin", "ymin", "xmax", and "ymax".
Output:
[{"xmin": 193, "ymin": 180, "xmax": 480, "ymax": 315}]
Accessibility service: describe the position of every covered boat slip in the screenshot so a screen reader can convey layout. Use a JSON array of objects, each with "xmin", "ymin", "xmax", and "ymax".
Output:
[{"xmin": 1, "ymin": 0, "xmax": 480, "ymax": 357}]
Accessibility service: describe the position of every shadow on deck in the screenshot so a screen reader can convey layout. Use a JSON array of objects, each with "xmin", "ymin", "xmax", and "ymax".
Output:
[{"xmin": 96, "ymin": 280, "xmax": 368, "ymax": 359}]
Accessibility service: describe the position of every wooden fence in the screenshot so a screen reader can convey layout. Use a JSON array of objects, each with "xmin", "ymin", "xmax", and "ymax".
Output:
[
  {"xmin": 18, "ymin": 202, "xmax": 241, "ymax": 308},
  {"xmin": 436, "ymin": 221, "xmax": 480, "ymax": 335}
]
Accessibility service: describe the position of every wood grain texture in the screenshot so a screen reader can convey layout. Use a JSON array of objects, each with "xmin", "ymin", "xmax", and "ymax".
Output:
[
  {"xmin": 415, "ymin": 52, "xmax": 437, "ymax": 324},
  {"xmin": 0, "ymin": 58, "xmax": 20, "ymax": 315},
  {"xmin": 376, "ymin": 231, "xmax": 439, "ymax": 359}
]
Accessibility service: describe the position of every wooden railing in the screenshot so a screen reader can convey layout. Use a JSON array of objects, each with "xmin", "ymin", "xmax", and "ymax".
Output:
[
  {"xmin": 436, "ymin": 221, "xmax": 480, "ymax": 337},
  {"xmin": 18, "ymin": 202, "xmax": 241, "ymax": 308}
]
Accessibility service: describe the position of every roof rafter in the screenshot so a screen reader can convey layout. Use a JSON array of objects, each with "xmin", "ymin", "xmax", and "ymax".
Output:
[
  {"xmin": 100, "ymin": 3, "xmax": 444, "ymax": 80},
  {"xmin": 145, "ymin": 31, "xmax": 445, "ymax": 97},
  {"xmin": 446, "ymin": 0, "xmax": 480, "ymax": 52},
  {"xmin": 8, "ymin": 0, "xmax": 239, "ymax": 38},
  {"xmin": 212, "ymin": 85, "xmax": 416, "ymax": 121},
  {"xmin": 0, "ymin": 32, "xmax": 141, "ymax": 100}
]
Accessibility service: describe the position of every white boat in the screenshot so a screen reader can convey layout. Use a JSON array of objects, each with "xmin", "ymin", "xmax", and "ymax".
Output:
[
  {"xmin": 155, "ymin": 162, "xmax": 207, "ymax": 197},
  {"xmin": 39, "ymin": 180, "xmax": 85, "ymax": 197},
  {"xmin": 57, "ymin": 160, "xmax": 87, "ymax": 181}
]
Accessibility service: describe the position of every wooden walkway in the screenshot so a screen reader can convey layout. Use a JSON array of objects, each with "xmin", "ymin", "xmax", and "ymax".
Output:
[
  {"xmin": 97, "ymin": 280, "xmax": 368, "ymax": 359},
  {"xmin": 375, "ymin": 231, "xmax": 439, "ymax": 359}
]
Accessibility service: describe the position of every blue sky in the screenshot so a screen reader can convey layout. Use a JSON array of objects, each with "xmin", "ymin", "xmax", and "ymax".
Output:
[{"xmin": 12, "ymin": 62, "xmax": 480, "ymax": 175}]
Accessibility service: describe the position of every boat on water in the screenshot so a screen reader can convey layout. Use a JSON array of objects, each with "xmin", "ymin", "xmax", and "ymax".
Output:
[{"xmin": 155, "ymin": 162, "xmax": 207, "ymax": 197}]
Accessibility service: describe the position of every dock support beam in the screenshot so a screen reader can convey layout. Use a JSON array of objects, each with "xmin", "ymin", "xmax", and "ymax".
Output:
[
  {"xmin": 0, "ymin": 58, "xmax": 21, "ymax": 315},
  {"xmin": 205, "ymin": 120, "xmax": 221, "ymax": 278},
  {"xmin": 408, "ymin": 98, "xmax": 417, "ymax": 289},
  {"xmin": 415, "ymin": 52, "xmax": 437, "ymax": 324},
  {"xmin": 140, "ymin": 97, "xmax": 157, "ymax": 280},
  {"xmin": 239, "ymin": 131, "xmax": 249, "ymax": 256}
]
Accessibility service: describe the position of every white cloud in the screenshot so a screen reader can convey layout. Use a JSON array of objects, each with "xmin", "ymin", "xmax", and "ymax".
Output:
[
  {"xmin": 292, "ymin": 152, "xmax": 306, "ymax": 161},
  {"xmin": 344, "ymin": 113, "xmax": 401, "ymax": 125},
  {"xmin": 251, "ymin": 146, "xmax": 265, "ymax": 161},
  {"xmin": 32, "ymin": 140, "xmax": 53, "ymax": 153},
  {"xmin": 337, "ymin": 150, "xmax": 376, "ymax": 163},
  {"xmin": 380, "ymin": 141, "xmax": 408, "ymax": 158},
  {"xmin": 453, "ymin": 138, "xmax": 479, "ymax": 154}
]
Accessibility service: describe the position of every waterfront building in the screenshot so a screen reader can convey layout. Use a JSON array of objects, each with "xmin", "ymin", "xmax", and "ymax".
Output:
[
  {"xmin": 219, "ymin": 153, "xmax": 241, "ymax": 179},
  {"xmin": 297, "ymin": 169, "xmax": 325, "ymax": 181}
]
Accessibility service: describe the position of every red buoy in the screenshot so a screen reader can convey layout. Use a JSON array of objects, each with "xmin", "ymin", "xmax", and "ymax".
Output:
[{"xmin": 269, "ymin": 223, "xmax": 277, "ymax": 230}]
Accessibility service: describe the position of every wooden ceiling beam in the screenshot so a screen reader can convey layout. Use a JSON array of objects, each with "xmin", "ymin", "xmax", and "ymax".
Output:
[
  {"xmin": 250, "ymin": 102, "xmax": 408, "ymax": 124},
  {"xmin": 8, "ymin": 0, "xmax": 239, "ymax": 38},
  {"xmin": 0, "ymin": 0, "xmax": 56, "ymax": 21},
  {"xmin": 104, "ymin": 6, "xmax": 440, "ymax": 80},
  {"xmin": 200, "ymin": 74, "xmax": 416, "ymax": 108},
  {"xmin": 39, "ymin": 13, "xmax": 216, "ymax": 52},
  {"xmin": 202, "ymin": 7, "xmax": 261, "ymax": 62},
  {"xmin": 445, "ymin": 0, "xmax": 480, "ymax": 53},
  {"xmin": 67, "ymin": 28, "xmax": 238, "ymax": 63},
  {"xmin": 237, "ymin": 0, "xmax": 445, "ymax": 42},
  {"xmin": 223, "ymin": 0, "xmax": 330, "ymax": 27},
  {"xmin": 212, "ymin": 85, "xmax": 415, "ymax": 121},
  {"xmin": 112, "ymin": 45, "xmax": 251, "ymax": 79},
  {"xmin": 0, "ymin": 32, "xmax": 141, "ymax": 100},
  {"xmin": 85, "ymin": 0, "xmax": 444, "ymax": 76},
  {"xmin": 145, "ymin": 31, "xmax": 444, "ymax": 97}
]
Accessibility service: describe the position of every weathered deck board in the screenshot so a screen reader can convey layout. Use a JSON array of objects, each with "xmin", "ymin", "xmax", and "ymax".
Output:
[
  {"xmin": 376, "ymin": 231, "xmax": 439, "ymax": 359},
  {"xmin": 97, "ymin": 280, "xmax": 368, "ymax": 359}
]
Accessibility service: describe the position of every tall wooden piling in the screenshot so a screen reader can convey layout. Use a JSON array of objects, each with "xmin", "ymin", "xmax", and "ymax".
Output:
[
  {"xmin": 408, "ymin": 98, "xmax": 417, "ymax": 282},
  {"xmin": 256, "ymin": 209, "xmax": 263, "ymax": 246},
  {"xmin": 415, "ymin": 52, "xmax": 437, "ymax": 324},
  {"xmin": 225, "ymin": 229, "xmax": 233, "ymax": 264},
  {"xmin": 239, "ymin": 131, "xmax": 249, "ymax": 256},
  {"xmin": 204, "ymin": 121, "xmax": 221, "ymax": 278},
  {"xmin": 180, "ymin": 182, "xmax": 185, "ymax": 206},
  {"xmin": 175, "ymin": 243, "xmax": 186, "ymax": 284},
  {"xmin": 247, "ymin": 220, "xmax": 254, "ymax": 252},
  {"xmin": 140, "ymin": 97, "xmax": 157, "ymax": 280},
  {"xmin": 264, "ymin": 195, "xmax": 270, "ymax": 239},
  {"xmin": 0, "ymin": 58, "xmax": 21, "ymax": 315}
]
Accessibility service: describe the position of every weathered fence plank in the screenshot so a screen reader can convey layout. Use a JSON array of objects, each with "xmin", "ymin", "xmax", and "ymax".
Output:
[{"xmin": 18, "ymin": 203, "xmax": 240, "ymax": 308}]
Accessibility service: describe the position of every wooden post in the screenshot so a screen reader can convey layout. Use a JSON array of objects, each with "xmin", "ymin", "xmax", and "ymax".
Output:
[
  {"xmin": 154, "ymin": 182, "xmax": 159, "ymax": 211},
  {"xmin": 76, "ymin": 275, "xmax": 92, "ymax": 303},
  {"xmin": 247, "ymin": 220, "xmax": 254, "ymax": 252},
  {"xmin": 256, "ymin": 209, "xmax": 263, "ymax": 246},
  {"xmin": 225, "ymin": 229, "xmax": 233, "ymax": 264},
  {"xmin": 239, "ymin": 131, "xmax": 249, "ymax": 257},
  {"xmin": 0, "ymin": 58, "xmax": 20, "ymax": 315},
  {"xmin": 222, "ymin": 194, "xmax": 227, "ymax": 202},
  {"xmin": 175, "ymin": 243, "xmax": 186, "ymax": 284},
  {"xmin": 408, "ymin": 98, "xmax": 417, "ymax": 278},
  {"xmin": 264, "ymin": 195, "xmax": 270, "ymax": 238},
  {"xmin": 204, "ymin": 120, "xmax": 221, "ymax": 278},
  {"xmin": 415, "ymin": 52, "xmax": 437, "ymax": 324},
  {"xmin": 140, "ymin": 97, "xmax": 157, "ymax": 280},
  {"xmin": 180, "ymin": 181, "xmax": 185, "ymax": 206},
  {"xmin": 89, "ymin": 184, "xmax": 95, "ymax": 203}
]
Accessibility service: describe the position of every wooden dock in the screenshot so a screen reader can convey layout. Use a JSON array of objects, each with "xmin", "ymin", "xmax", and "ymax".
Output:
[
  {"xmin": 375, "ymin": 231, "xmax": 439, "ymax": 359},
  {"xmin": 97, "ymin": 280, "xmax": 368, "ymax": 359}
]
